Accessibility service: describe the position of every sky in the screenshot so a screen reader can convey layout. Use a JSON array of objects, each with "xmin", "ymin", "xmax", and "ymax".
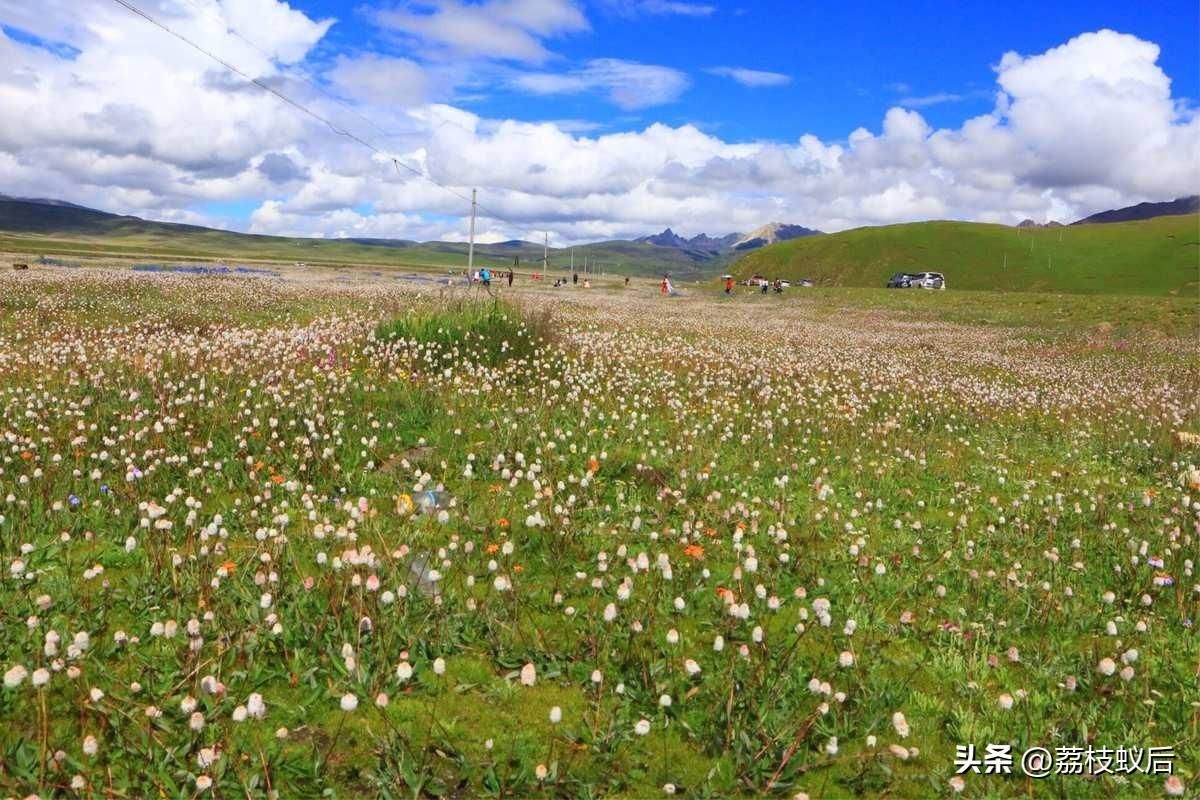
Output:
[{"xmin": 0, "ymin": 0, "xmax": 1197, "ymax": 244}]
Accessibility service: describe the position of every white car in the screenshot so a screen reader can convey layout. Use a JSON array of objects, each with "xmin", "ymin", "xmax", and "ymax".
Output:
[{"xmin": 911, "ymin": 271, "xmax": 946, "ymax": 290}]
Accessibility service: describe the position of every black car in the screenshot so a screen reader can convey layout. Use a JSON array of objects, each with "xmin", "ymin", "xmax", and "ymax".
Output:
[{"xmin": 886, "ymin": 272, "xmax": 913, "ymax": 288}]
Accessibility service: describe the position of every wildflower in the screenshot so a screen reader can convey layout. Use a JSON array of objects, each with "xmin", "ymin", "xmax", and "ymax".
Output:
[
  {"xmin": 535, "ymin": 763, "xmax": 548, "ymax": 780},
  {"xmin": 1097, "ymin": 657, "xmax": 1117, "ymax": 676},
  {"xmin": 838, "ymin": 651, "xmax": 854, "ymax": 668},
  {"xmin": 892, "ymin": 711, "xmax": 910, "ymax": 738},
  {"xmin": 1164, "ymin": 775, "xmax": 1185, "ymax": 796},
  {"xmin": 196, "ymin": 775, "xmax": 212, "ymax": 791},
  {"xmin": 433, "ymin": 657, "xmax": 446, "ymax": 675},
  {"xmin": 4, "ymin": 665, "xmax": 28, "ymax": 688},
  {"xmin": 634, "ymin": 719, "xmax": 651, "ymax": 735},
  {"xmin": 396, "ymin": 662, "xmax": 413, "ymax": 682},
  {"xmin": 340, "ymin": 693, "xmax": 358, "ymax": 712},
  {"xmin": 82, "ymin": 735, "xmax": 98, "ymax": 756},
  {"xmin": 997, "ymin": 693, "xmax": 1014, "ymax": 710},
  {"xmin": 520, "ymin": 662, "xmax": 537, "ymax": 686},
  {"xmin": 948, "ymin": 775, "xmax": 965, "ymax": 793},
  {"xmin": 549, "ymin": 706, "xmax": 562, "ymax": 724},
  {"xmin": 247, "ymin": 693, "xmax": 267, "ymax": 719},
  {"xmin": 31, "ymin": 668, "xmax": 50, "ymax": 688}
]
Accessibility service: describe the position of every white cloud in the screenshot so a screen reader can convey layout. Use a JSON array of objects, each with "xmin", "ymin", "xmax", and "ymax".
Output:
[
  {"xmin": 0, "ymin": 11, "xmax": 1196, "ymax": 246},
  {"xmin": 707, "ymin": 66, "xmax": 791, "ymax": 88},
  {"xmin": 897, "ymin": 92, "xmax": 964, "ymax": 107},
  {"xmin": 372, "ymin": 0, "xmax": 588, "ymax": 63},
  {"xmin": 600, "ymin": 0, "xmax": 716, "ymax": 16},
  {"xmin": 513, "ymin": 58, "xmax": 689, "ymax": 109},
  {"xmin": 328, "ymin": 54, "xmax": 433, "ymax": 107}
]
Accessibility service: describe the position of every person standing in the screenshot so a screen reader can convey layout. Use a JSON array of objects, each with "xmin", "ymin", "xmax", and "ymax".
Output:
[
  {"xmin": 507, "ymin": 269, "xmax": 514, "ymax": 287},
  {"xmin": 725, "ymin": 276, "xmax": 734, "ymax": 295},
  {"xmin": 573, "ymin": 272, "xmax": 579, "ymax": 285},
  {"xmin": 624, "ymin": 276, "xmax": 630, "ymax": 287},
  {"xmin": 481, "ymin": 267, "xmax": 492, "ymax": 288}
]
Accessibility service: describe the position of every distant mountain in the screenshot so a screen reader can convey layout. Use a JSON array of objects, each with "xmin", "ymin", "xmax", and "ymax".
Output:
[
  {"xmin": 1072, "ymin": 195, "xmax": 1199, "ymax": 225},
  {"xmin": 732, "ymin": 222, "xmax": 823, "ymax": 251},
  {"xmin": 634, "ymin": 228, "xmax": 742, "ymax": 252},
  {"xmin": 0, "ymin": 196, "xmax": 728, "ymax": 277}
]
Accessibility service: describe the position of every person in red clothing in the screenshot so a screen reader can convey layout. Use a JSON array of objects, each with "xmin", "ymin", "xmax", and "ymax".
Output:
[{"xmin": 724, "ymin": 276, "xmax": 734, "ymax": 294}]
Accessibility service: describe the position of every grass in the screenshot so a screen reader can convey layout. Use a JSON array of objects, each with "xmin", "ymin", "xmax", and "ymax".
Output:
[
  {"xmin": 732, "ymin": 215, "xmax": 1200, "ymax": 296},
  {"xmin": 0, "ymin": 269, "xmax": 1195, "ymax": 798}
]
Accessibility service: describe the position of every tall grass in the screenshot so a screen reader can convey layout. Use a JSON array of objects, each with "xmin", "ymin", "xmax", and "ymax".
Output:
[{"xmin": 374, "ymin": 297, "xmax": 555, "ymax": 371}]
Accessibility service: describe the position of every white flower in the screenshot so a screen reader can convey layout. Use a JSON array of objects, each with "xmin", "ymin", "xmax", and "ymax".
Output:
[
  {"xmin": 684, "ymin": 659, "xmax": 701, "ymax": 676},
  {"xmin": 340, "ymin": 693, "xmax": 358, "ymax": 711},
  {"xmin": 396, "ymin": 661, "xmax": 413, "ymax": 682},
  {"xmin": 838, "ymin": 651, "xmax": 854, "ymax": 668},
  {"xmin": 4, "ymin": 664, "xmax": 28, "ymax": 687},
  {"xmin": 997, "ymin": 693, "xmax": 1015, "ymax": 710},
  {"xmin": 247, "ymin": 693, "xmax": 266, "ymax": 719},
  {"xmin": 634, "ymin": 719, "xmax": 651, "ymax": 736},
  {"xmin": 549, "ymin": 706, "xmax": 562, "ymax": 724},
  {"xmin": 1097, "ymin": 657, "xmax": 1117, "ymax": 676},
  {"xmin": 433, "ymin": 657, "xmax": 446, "ymax": 675},
  {"xmin": 825, "ymin": 737, "xmax": 839, "ymax": 755},
  {"xmin": 82, "ymin": 735, "xmax": 98, "ymax": 756},
  {"xmin": 891, "ymin": 711, "xmax": 909, "ymax": 738},
  {"xmin": 31, "ymin": 668, "xmax": 50, "ymax": 688},
  {"xmin": 520, "ymin": 663, "xmax": 536, "ymax": 686}
]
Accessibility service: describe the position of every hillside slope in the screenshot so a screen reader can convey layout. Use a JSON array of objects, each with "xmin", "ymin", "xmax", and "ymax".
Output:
[
  {"xmin": 732, "ymin": 215, "xmax": 1199, "ymax": 295},
  {"xmin": 1073, "ymin": 195, "xmax": 1198, "ymax": 225}
]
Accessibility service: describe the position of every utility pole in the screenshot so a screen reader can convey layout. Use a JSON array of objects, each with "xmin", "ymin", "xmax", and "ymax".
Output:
[
  {"xmin": 467, "ymin": 188, "xmax": 477, "ymax": 273},
  {"xmin": 570, "ymin": 249, "xmax": 574, "ymax": 273},
  {"xmin": 543, "ymin": 232, "xmax": 549, "ymax": 273}
]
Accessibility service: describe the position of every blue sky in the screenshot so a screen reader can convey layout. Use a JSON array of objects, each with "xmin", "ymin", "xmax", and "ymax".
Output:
[
  {"xmin": 295, "ymin": 0, "xmax": 1200, "ymax": 141},
  {"xmin": 0, "ymin": 0, "xmax": 1197, "ymax": 241}
]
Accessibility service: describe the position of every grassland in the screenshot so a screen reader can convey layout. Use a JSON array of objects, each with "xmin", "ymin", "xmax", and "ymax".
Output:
[
  {"xmin": 0, "ymin": 200, "xmax": 720, "ymax": 277},
  {"xmin": 0, "ymin": 268, "xmax": 1196, "ymax": 799},
  {"xmin": 733, "ymin": 215, "xmax": 1200, "ymax": 296}
]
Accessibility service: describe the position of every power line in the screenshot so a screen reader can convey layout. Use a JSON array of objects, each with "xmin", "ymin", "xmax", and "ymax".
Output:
[{"xmin": 104, "ymin": 0, "xmax": 516, "ymax": 223}]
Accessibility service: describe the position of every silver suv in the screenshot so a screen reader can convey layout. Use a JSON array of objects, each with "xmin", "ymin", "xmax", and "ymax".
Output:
[{"xmin": 910, "ymin": 271, "xmax": 945, "ymax": 290}]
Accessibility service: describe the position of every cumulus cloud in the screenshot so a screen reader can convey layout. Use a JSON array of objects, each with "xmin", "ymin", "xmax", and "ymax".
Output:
[
  {"xmin": 0, "ymin": 7, "xmax": 1195, "ymax": 244},
  {"xmin": 706, "ymin": 66, "xmax": 791, "ymax": 87},
  {"xmin": 513, "ymin": 58, "xmax": 690, "ymax": 109}
]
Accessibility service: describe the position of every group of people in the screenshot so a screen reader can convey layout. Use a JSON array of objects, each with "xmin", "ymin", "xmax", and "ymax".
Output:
[
  {"xmin": 468, "ymin": 268, "xmax": 515, "ymax": 288},
  {"xmin": 723, "ymin": 276, "xmax": 785, "ymax": 295}
]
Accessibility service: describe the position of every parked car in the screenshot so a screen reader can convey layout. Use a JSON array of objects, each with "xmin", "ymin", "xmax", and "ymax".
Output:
[
  {"xmin": 911, "ymin": 271, "xmax": 946, "ymax": 290},
  {"xmin": 886, "ymin": 272, "xmax": 913, "ymax": 288}
]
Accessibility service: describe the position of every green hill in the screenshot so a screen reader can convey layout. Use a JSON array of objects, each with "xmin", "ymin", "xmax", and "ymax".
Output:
[
  {"xmin": 732, "ymin": 215, "xmax": 1199, "ymax": 295},
  {"xmin": 0, "ymin": 198, "xmax": 722, "ymax": 278}
]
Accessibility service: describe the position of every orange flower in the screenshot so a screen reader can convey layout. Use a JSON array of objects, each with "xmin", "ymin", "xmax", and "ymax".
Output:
[
  {"xmin": 270, "ymin": 474, "xmax": 284, "ymax": 485},
  {"xmin": 587, "ymin": 456, "xmax": 600, "ymax": 473},
  {"xmin": 19, "ymin": 450, "xmax": 32, "ymax": 460},
  {"xmin": 221, "ymin": 560, "xmax": 236, "ymax": 574},
  {"xmin": 513, "ymin": 564, "xmax": 523, "ymax": 573},
  {"xmin": 254, "ymin": 460, "xmax": 265, "ymax": 471},
  {"xmin": 497, "ymin": 518, "xmax": 510, "ymax": 529},
  {"xmin": 704, "ymin": 527, "xmax": 717, "ymax": 538},
  {"xmin": 489, "ymin": 484, "xmax": 503, "ymax": 494},
  {"xmin": 486, "ymin": 543, "xmax": 500, "ymax": 555},
  {"xmin": 682, "ymin": 544, "xmax": 705, "ymax": 560}
]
